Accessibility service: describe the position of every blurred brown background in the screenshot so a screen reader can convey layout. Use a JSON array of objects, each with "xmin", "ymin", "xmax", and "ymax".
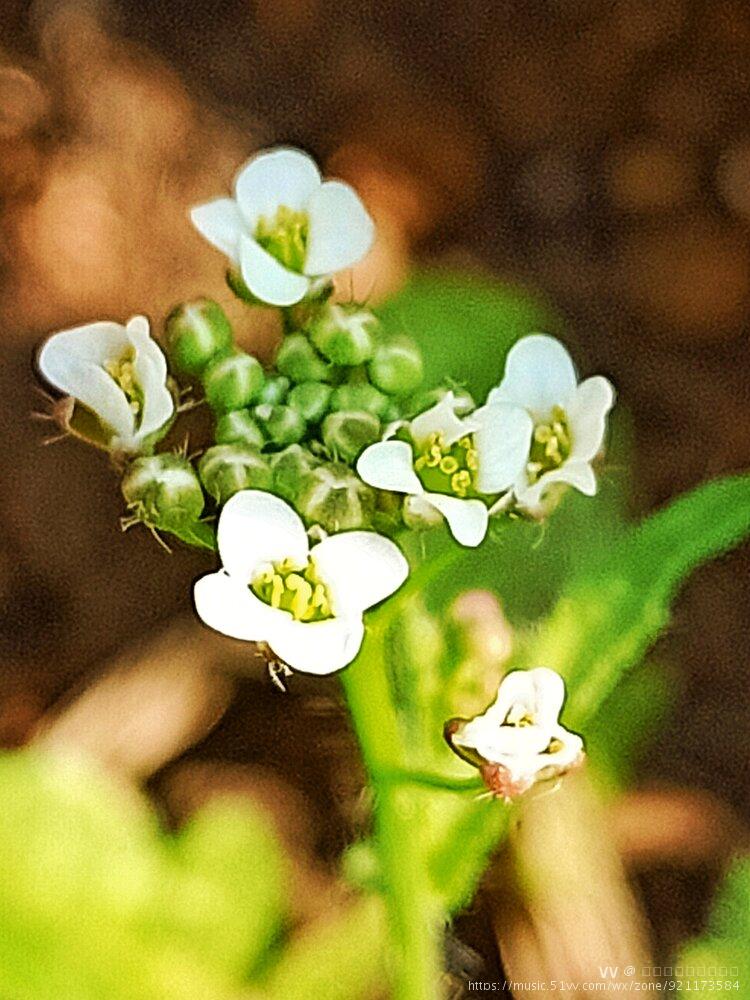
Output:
[{"xmin": 0, "ymin": 0, "xmax": 749, "ymax": 978}]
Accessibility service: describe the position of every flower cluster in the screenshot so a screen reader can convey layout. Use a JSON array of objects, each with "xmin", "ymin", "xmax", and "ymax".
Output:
[{"xmin": 34, "ymin": 140, "xmax": 615, "ymax": 773}]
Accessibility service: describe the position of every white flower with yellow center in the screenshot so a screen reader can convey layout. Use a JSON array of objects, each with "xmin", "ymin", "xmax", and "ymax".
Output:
[
  {"xmin": 37, "ymin": 315, "xmax": 174, "ymax": 454},
  {"xmin": 193, "ymin": 490, "xmax": 408, "ymax": 675},
  {"xmin": 356, "ymin": 392, "xmax": 532, "ymax": 547},
  {"xmin": 190, "ymin": 147, "xmax": 374, "ymax": 307},
  {"xmin": 488, "ymin": 334, "xmax": 615, "ymax": 516},
  {"xmin": 445, "ymin": 667, "xmax": 584, "ymax": 800}
]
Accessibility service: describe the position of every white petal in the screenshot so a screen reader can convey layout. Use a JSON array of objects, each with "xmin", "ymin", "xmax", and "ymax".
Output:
[
  {"xmin": 490, "ymin": 669, "xmax": 541, "ymax": 723},
  {"xmin": 409, "ymin": 392, "xmax": 475, "ymax": 449},
  {"xmin": 473, "ymin": 403, "xmax": 533, "ymax": 494},
  {"xmin": 568, "ymin": 375, "xmax": 615, "ymax": 462},
  {"xmin": 190, "ymin": 198, "xmax": 244, "ymax": 263},
  {"xmin": 456, "ymin": 719, "xmax": 552, "ymax": 762},
  {"xmin": 527, "ymin": 667, "xmax": 567, "ymax": 728},
  {"xmin": 489, "ymin": 334, "xmax": 578, "ymax": 420},
  {"xmin": 357, "ymin": 440, "xmax": 423, "ymax": 495},
  {"xmin": 217, "ymin": 490, "xmax": 309, "ymax": 582},
  {"xmin": 268, "ymin": 615, "xmax": 365, "ymax": 675},
  {"xmin": 125, "ymin": 316, "xmax": 174, "ymax": 438},
  {"xmin": 403, "ymin": 494, "xmax": 444, "ymax": 527},
  {"xmin": 239, "ymin": 234, "xmax": 310, "ymax": 306},
  {"xmin": 234, "ymin": 147, "xmax": 321, "ymax": 229},
  {"xmin": 193, "ymin": 571, "xmax": 281, "ymax": 641},
  {"xmin": 311, "ymin": 531, "xmax": 409, "ymax": 615},
  {"xmin": 424, "ymin": 493, "xmax": 488, "ymax": 547},
  {"xmin": 37, "ymin": 323, "xmax": 135, "ymax": 438},
  {"xmin": 515, "ymin": 460, "xmax": 597, "ymax": 510},
  {"xmin": 303, "ymin": 180, "xmax": 375, "ymax": 276}
]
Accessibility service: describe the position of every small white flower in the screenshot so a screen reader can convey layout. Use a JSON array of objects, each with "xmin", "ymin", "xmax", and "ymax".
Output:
[
  {"xmin": 38, "ymin": 315, "xmax": 174, "ymax": 454},
  {"xmin": 488, "ymin": 334, "xmax": 615, "ymax": 516},
  {"xmin": 357, "ymin": 392, "xmax": 532, "ymax": 547},
  {"xmin": 446, "ymin": 667, "xmax": 584, "ymax": 800},
  {"xmin": 193, "ymin": 490, "xmax": 408, "ymax": 675},
  {"xmin": 191, "ymin": 147, "xmax": 375, "ymax": 307}
]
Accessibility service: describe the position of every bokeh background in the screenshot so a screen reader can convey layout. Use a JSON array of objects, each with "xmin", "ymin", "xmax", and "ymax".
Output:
[{"xmin": 1, "ymin": 0, "xmax": 749, "ymax": 989}]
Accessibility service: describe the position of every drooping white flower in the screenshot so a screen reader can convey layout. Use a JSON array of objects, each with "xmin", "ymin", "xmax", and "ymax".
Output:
[
  {"xmin": 191, "ymin": 147, "xmax": 375, "ymax": 307},
  {"xmin": 38, "ymin": 315, "xmax": 174, "ymax": 454},
  {"xmin": 445, "ymin": 667, "xmax": 584, "ymax": 800},
  {"xmin": 356, "ymin": 392, "xmax": 532, "ymax": 547},
  {"xmin": 193, "ymin": 490, "xmax": 408, "ymax": 675},
  {"xmin": 488, "ymin": 334, "xmax": 615, "ymax": 516}
]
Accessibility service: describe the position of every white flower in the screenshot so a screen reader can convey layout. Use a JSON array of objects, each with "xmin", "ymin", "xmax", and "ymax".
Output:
[
  {"xmin": 193, "ymin": 490, "xmax": 409, "ymax": 675},
  {"xmin": 38, "ymin": 315, "xmax": 174, "ymax": 454},
  {"xmin": 356, "ymin": 392, "xmax": 532, "ymax": 547},
  {"xmin": 191, "ymin": 147, "xmax": 375, "ymax": 307},
  {"xmin": 446, "ymin": 667, "xmax": 584, "ymax": 800},
  {"xmin": 488, "ymin": 334, "xmax": 615, "ymax": 516}
]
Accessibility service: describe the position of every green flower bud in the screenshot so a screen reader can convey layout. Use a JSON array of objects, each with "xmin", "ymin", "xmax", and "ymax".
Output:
[
  {"xmin": 203, "ymin": 351, "xmax": 265, "ymax": 413},
  {"xmin": 296, "ymin": 461, "xmax": 376, "ymax": 532},
  {"xmin": 330, "ymin": 383, "xmax": 389, "ymax": 419},
  {"xmin": 288, "ymin": 381, "xmax": 333, "ymax": 423},
  {"xmin": 257, "ymin": 374, "xmax": 291, "ymax": 406},
  {"xmin": 121, "ymin": 453, "xmax": 204, "ymax": 527},
  {"xmin": 198, "ymin": 444, "xmax": 272, "ymax": 505},
  {"xmin": 164, "ymin": 299, "xmax": 234, "ymax": 376},
  {"xmin": 308, "ymin": 303, "xmax": 378, "ymax": 366},
  {"xmin": 276, "ymin": 333, "xmax": 330, "ymax": 383},
  {"xmin": 382, "ymin": 399, "xmax": 403, "ymax": 423},
  {"xmin": 322, "ymin": 410, "xmax": 380, "ymax": 464},
  {"xmin": 368, "ymin": 336, "xmax": 424, "ymax": 396},
  {"xmin": 215, "ymin": 409, "xmax": 265, "ymax": 448},
  {"xmin": 254, "ymin": 403, "xmax": 306, "ymax": 446},
  {"xmin": 270, "ymin": 444, "xmax": 320, "ymax": 503}
]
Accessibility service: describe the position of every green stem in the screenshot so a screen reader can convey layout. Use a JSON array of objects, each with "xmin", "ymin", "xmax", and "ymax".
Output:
[{"xmin": 339, "ymin": 550, "xmax": 460, "ymax": 1000}]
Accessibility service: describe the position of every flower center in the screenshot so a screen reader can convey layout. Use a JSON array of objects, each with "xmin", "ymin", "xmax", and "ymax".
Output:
[
  {"xmin": 502, "ymin": 702, "xmax": 562, "ymax": 754},
  {"xmin": 255, "ymin": 205, "xmax": 309, "ymax": 273},
  {"xmin": 527, "ymin": 406, "xmax": 571, "ymax": 484},
  {"xmin": 413, "ymin": 433, "xmax": 479, "ymax": 498},
  {"xmin": 104, "ymin": 349, "xmax": 143, "ymax": 423},
  {"xmin": 251, "ymin": 557, "xmax": 333, "ymax": 622}
]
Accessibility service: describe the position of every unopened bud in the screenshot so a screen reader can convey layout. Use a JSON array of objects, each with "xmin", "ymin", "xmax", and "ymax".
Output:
[
  {"xmin": 270, "ymin": 444, "xmax": 319, "ymax": 502},
  {"xmin": 215, "ymin": 409, "xmax": 265, "ymax": 449},
  {"xmin": 198, "ymin": 444, "xmax": 272, "ymax": 505},
  {"xmin": 164, "ymin": 299, "xmax": 234, "ymax": 376},
  {"xmin": 122, "ymin": 453, "xmax": 204, "ymax": 527},
  {"xmin": 322, "ymin": 410, "xmax": 380, "ymax": 464},
  {"xmin": 309, "ymin": 303, "xmax": 377, "ymax": 366},
  {"xmin": 330, "ymin": 383, "xmax": 389, "ymax": 419},
  {"xmin": 287, "ymin": 381, "xmax": 332, "ymax": 423},
  {"xmin": 368, "ymin": 335, "xmax": 424, "ymax": 396},
  {"xmin": 276, "ymin": 333, "xmax": 331, "ymax": 383},
  {"xmin": 254, "ymin": 403, "xmax": 306, "ymax": 446},
  {"xmin": 257, "ymin": 374, "xmax": 291, "ymax": 406},
  {"xmin": 296, "ymin": 462, "xmax": 376, "ymax": 532},
  {"xmin": 203, "ymin": 351, "xmax": 265, "ymax": 413}
]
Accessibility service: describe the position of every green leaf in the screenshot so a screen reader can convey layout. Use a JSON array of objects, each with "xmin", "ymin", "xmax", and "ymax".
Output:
[
  {"xmin": 676, "ymin": 857, "xmax": 750, "ymax": 988},
  {"xmin": 514, "ymin": 473, "xmax": 750, "ymax": 727}
]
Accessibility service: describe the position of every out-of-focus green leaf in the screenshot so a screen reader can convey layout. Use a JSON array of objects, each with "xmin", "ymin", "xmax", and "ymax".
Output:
[
  {"xmin": 676, "ymin": 856, "xmax": 750, "ymax": 989},
  {"xmin": 513, "ymin": 473, "xmax": 750, "ymax": 728},
  {"xmin": 0, "ymin": 750, "xmax": 287, "ymax": 999},
  {"xmin": 377, "ymin": 268, "xmax": 553, "ymax": 396}
]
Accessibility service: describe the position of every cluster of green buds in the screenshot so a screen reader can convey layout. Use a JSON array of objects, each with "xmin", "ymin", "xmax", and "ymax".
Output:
[{"xmin": 156, "ymin": 291, "xmax": 426, "ymax": 536}]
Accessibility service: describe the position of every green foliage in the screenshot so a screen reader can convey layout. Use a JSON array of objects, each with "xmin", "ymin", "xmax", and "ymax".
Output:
[
  {"xmin": 513, "ymin": 473, "xmax": 750, "ymax": 728},
  {"xmin": 676, "ymin": 857, "xmax": 750, "ymax": 988},
  {"xmin": 0, "ymin": 751, "xmax": 287, "ymax": 1000}
]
